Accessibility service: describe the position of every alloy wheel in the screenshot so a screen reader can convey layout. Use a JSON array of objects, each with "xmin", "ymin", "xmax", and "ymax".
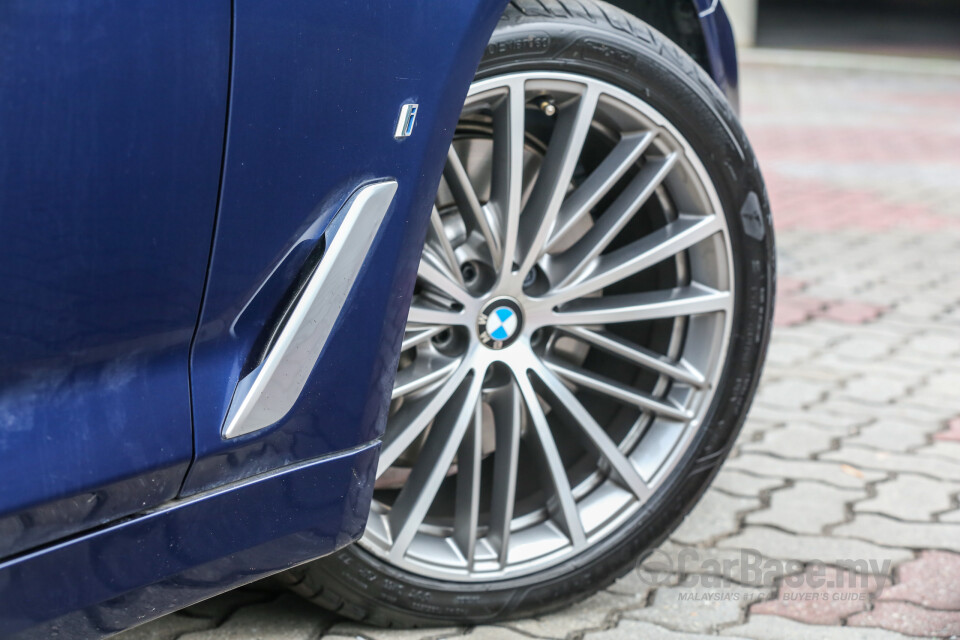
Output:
[{"xmin": 360, "ymin": 72, "xmax": 734, "ymax": 581}]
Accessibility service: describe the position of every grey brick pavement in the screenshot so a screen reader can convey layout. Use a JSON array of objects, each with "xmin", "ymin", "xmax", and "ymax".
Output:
[{"xmin": 118, "ymin": 55, "xmax": 960, "ymax": 640}]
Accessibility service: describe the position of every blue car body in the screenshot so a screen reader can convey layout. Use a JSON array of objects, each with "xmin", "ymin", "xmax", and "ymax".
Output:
[{"xmin": 0, "ymin": 1, "xmax": 738, "ymax": 637}]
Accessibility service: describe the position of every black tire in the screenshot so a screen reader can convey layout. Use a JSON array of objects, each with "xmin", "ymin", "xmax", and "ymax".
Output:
[{"xmin": 285, "ymin": 0, "xmax": 775, "ymax": 626}]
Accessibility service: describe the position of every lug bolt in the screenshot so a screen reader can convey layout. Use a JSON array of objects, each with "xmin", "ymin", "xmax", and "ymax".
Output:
[
  {"xmin": 432, "ymin": 328, "xmax": 453, "ymax": 347},
  {"xmin": 461, "ymin": 262, "xmax": 478, "ymax": 283}
]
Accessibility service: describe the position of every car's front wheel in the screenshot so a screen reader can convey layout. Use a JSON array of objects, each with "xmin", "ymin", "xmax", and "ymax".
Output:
[{"xmin": 288, "ymin": 0, "xmax": 775, "ymax": 625}]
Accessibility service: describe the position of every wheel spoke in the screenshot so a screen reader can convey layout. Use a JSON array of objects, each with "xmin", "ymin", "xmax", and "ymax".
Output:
[
  {"xmin": 378, "ymin": 358, "xmax": 472, "ymax": 476},
  {"xmin": 487, "ymin": 381, "xmax": 522, "ymax": 564},
  {"xmin": 418, "ymin": 255, "xmax": 472, "ymax": 306},
  {"xmin": 453, "ymin": 399, "xmax": 483, "ymax": 567},
  {"xmin": 401, "ymin": 326, "xmax": 445, "ymax": 352},
  {"xmin": 391, "ymin": 354, "xmax": 461, "ymax": 401},
  {"xmin": 550, "ymin": 214, "xmax": 722, "ymax": 303},
  {"xmin": 407, "ymin": 301, "xmax": 468, "ymax": 328},
  {"xmin": 490, "ymin": 80, "xmax": 526, "ymax": 276},
  {"xmin": 530, "ymin": 361, "xmax": 653, "ymax": 500},
  {"xmin": 515, "ymin": 371, "xmax": 587, "ymax": 548},
  {"xmin": 559, "ymin": 326, "xmax": 706, "ymax": 388},
  {"xmin": 388, "ymin": 370, "xmax": 484, "ymax": 560},
  {"xmin": 548, "ymin": 284, "xmax": 731, "ymax": 326},
  {"xmin": 543, "ymin": 358, "xmax": 692, "ymax": 422},
  {"xmin": 444, "ymin": 146, "xmax": 502, "ymax": 266},
  {"xmin": 428, "ymin": 206, "xmax": 463, "ymax": 284},
  {"xmin": 517, "ymin": 87, "xmax": 600, "ymax": 277},
  {"xmin": 549, "ymin": 153, "xmax": 679, "ymax": 288},
  {"xmin": 545, "ymin": 131, "xmax": 656, "ymax": 252}
]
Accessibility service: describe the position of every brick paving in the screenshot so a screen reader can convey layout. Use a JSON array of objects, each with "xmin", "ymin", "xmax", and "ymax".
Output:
[{"xmin": 119, "ymin": 56, "xmax": 960, "ymax": 639}]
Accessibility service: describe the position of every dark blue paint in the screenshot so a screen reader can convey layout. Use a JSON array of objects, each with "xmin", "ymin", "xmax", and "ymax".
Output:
[
  {"xmin": 0, "ymin": 1, "xmax": 229, "ymax": 555},
  {"xmin": 185, "ymin": 0, "xmax": 509, "ymax": 493},
  {"xmin": 0, "ymin": 443, "xmax": 378, "ymax": 640},
  {"xmin": 693, "ymin": 0, "xmax": 740, "ymax": 110}
]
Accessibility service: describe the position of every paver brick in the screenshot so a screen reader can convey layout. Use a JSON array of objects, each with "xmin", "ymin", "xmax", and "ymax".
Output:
[
  {"xmin": 854, "ymin": 475, "xmax": 959, "ymax": 520},
  {"xmin": 763, "ymin": 339, "xmax": 816, "ymax": 368},
  {"xmin": 820, "ymin": 447, "xmax": 960, "ymax": 481},
  {"xmin": 902, "ymin": 332, "xmax": 960, "ymax": 357},
  {"xmin": 833, "ymin": 514, "xmax": 960, "ymax": 552},
  {"xmin": 114, "ymin": 613, "xmax": 215, "ymax": 640},
  {"xmin": 935, "ymin": 416, "xmax": 960, "ymax": 442},
  {"xmin": 641, "ymin": 541, "xmax": 803, "ymax": 588},
  {"xmin": 178, "ymin": 595, "xmax": 331, "ymax": 640},
  {"xmin": 780, "ymin": 320, "xmax": 866, "ymax": 345},
  {"xmin": 838, "ymin": 375, "xmax": 913, "ymax": 404},
  {"xmin": 587, "ymin": 619, "xmax": 751, "ymax": 640},
  {"xmin": 829, "ymin": 336, "xmax": 897, "ymax": 361},
  {"xmin": 773, "ymin": 303, "xmax": 810, "ymax": 328},
  {"xmin": 741, "ymin": 424, "xmax": 835, "ymax": 458},
  {"xmin": 820, "ymin": 301, "xmax": 887, "ymax": 325},
  {"xmin": 901, "ymin": 388, "xmax": 960, "ymax": 415},
  {"xmin": 723, "ymin": 614, "xmax": 914, "ymax": 639},
  {"xmin": 717, "ymin": 527, "xmax": 912, "ymax": 571},
  {"xmin": 920, "ymin": 370, "xmax": 960, "ymax": 398},
  {"xmin": 802, "ymin": 352, "xmax": 909, "ymax": 380},
  {"xmin": 671, "ymin": 490, "xmax": 761, "ymax": 545},
  {"xmin": 761, "ymin": 368, "xmax": 845, "ymax": 386},
  {"xmin": 814, "ymin": 398, "xmax": 953, "ymax": 423},
  {"xmin": 505, "ymin": 591, "xmax": 643, "ymax": 639},
  {"xmin": 745, "ymin": 482, "xmax": 864, "ymax": 534},
  {"xmin": 737, "ymin": 417, "xmax": 784, "ymax": 442},
  {"xmin": 903, "ymin": 389, "xmax": 960, "ymax": 415},
  {"xmin": 625, "ymin": 580, "xmax": 769, "ymax": 633},
  {"xmin": 877, "ymin": 550, "xmax": 960, "ymax": 610},
  {"xmin": 179, "ymin": 588, "xmax": 278, "ymax": 622},
  {"xmin": 888, "ymin": 298, "xmax": 955, "ymax": 323},
  {"xmin": 745, "ymin": 405, "xmax": 866, "ymax": 433},
  {"xmin": 913, "ymin": 439, "xmax": 960, "ymax": 464},
  {"xmin": 848, "ymin": 601, "xmax": 960, "ymax": 638},
  {"xmin": 607, "ymin": 569, "xmax": 679, "ymax": 596},
  {"xmin": 465, "ymin": 627, "xmax": 540, "ymax": 640},
  {"xmin": 324, "ymin": 624, "xmax": 464, "ymax": 640},
  {"xmin": 749, "ymin": 566, "xmax": 882, "ymax": 625},
  {"xmin": 842, "ymin": 419, "xmax": 932, "ymax": 452},
  {"xmin": 724, "ymin": 453, "xmax": 885, "ymax": 489},
  {"xmin": 777, "ymin": 277, "xmax": 808, "ymax": 295},
  {"xmin": 710, "ymin": 470, "xmax": 787, "ymax": 498},
  {"xmin": 753, "ymin": 379, "xmax": 825, "ymax": 410}
]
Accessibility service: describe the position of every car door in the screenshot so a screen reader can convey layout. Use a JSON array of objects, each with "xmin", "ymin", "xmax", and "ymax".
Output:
[{"xmin": 0, "ymin": 1, "xmax": 229, "ymax": 557}]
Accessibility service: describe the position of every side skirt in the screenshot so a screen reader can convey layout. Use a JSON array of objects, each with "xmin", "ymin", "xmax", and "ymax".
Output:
[{"xmin": 0, "ymin": 441, "xmax": 379, "ymax": 640}]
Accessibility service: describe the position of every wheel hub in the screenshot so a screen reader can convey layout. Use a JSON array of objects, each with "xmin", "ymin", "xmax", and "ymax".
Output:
[{"xmin": 477, "ymin": 297, "xmax": 523, "ymax": 349}]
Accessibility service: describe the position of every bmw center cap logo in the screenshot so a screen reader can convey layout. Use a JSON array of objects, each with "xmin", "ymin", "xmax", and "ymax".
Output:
[{"xmin": 478, "ymin": 298, "xmax": 523, "ymax": 349}]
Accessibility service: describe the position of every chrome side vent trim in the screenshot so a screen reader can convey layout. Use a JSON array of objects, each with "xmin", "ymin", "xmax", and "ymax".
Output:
[{"xmin": 222, "ymin": 180, "xmax": 399, "ymax": 439}]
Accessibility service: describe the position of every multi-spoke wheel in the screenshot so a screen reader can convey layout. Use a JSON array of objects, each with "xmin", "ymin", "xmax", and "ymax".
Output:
[
  {"xmin": 366, "ymin": 70, "xmax": 733, "ymax": 578},
  {"xmin": 292, "ymin": 0, "xmax": 774, "ymax": 625}
]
